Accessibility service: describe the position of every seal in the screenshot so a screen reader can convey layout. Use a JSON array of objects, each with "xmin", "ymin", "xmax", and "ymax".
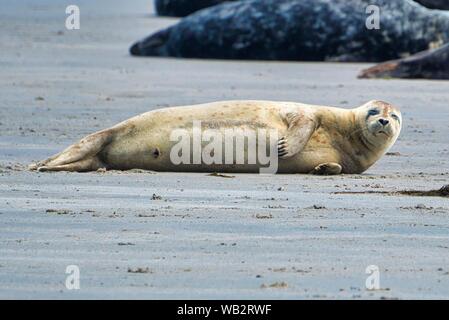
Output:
[
  {"xmin": 130, "ymin": 0, "xmax": 449, "ymax": 62},
  {"xmin": 358, "ymin": 43, "xmax": 449, "ymax": 80},
  {"xmin": 29, "ymin": 100, "xmax": 402, "ymax": 175}
]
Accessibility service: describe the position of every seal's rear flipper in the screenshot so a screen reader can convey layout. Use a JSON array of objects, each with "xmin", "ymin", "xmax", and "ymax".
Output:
[
  {"xmin": 29, "ymin": 129, "xmax": 114, "ymax": 172},
  {"xmin": 34, "ymin": 157, "xmax": 106, "ymax": 172}
]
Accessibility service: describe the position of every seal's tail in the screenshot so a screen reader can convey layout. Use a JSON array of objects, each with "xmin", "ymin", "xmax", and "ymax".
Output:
[{"xmin": 29, "ymin": 129, "xmax": 114, "ymax": 172}]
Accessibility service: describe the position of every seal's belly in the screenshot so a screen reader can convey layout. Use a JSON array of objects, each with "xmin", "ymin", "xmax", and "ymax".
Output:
[
  {"xmin": 102, "ymin": 120, "xmax": 286, "ymax": 173},
  {"xmin": 102, "ymin": 123, "xmax": 340, "ymax": 173}
]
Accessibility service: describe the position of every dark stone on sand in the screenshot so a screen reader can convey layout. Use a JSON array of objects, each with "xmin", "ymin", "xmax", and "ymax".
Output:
[
  {"xmin": 358, "ymin": 43, "xmax": 449, "ymax": 80},
  {"xmin": 154, "ymin": 0, "xmax": 237, "ymax": 17},
  {"xmin": 414, "ymin": 0, "xmax": 449, "ymax": 10},
  {"xmin": 132, "ymin": 0, "xmax": 449, "ymax": 62}
]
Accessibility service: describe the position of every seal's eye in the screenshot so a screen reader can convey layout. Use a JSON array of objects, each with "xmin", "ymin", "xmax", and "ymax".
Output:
[
  {"xmin": 367, "ymin": 109, "xmax": 379, "ymax": 117},
  {"xmin": 391, "ymin": 114, "xmax": 400, "ymax": 122}
]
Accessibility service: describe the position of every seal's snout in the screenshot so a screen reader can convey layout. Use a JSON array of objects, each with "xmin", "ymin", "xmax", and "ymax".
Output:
[
  {"xmin": 129, "ymin": 42, "xmax": 140, "ymax": 55},
  {"xmin": 378, "ymin": 118, "xmax": 389, "ymax": 126},
  {"xmin": 129, "ymin": 29, "xmax": 171, "ymax": 56}
]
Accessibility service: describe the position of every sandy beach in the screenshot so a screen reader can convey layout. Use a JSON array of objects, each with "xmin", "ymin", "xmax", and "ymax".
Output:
[{"xmin": 1, "ymin": 0, "xmax": 448, "ymax": 299}]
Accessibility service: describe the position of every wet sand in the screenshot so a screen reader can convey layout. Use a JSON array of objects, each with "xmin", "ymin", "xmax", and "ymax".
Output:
[{"xmin": 1, "ymin": 0, "xmax": 449, "ymax": 299}]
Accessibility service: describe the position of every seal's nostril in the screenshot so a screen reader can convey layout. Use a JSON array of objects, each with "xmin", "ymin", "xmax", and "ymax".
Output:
[{"xmin": 378, "ymin": 119, "xmax": 389, "ymax": 126}]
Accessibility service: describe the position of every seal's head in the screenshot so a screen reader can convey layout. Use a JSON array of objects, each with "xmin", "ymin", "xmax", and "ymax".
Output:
[{"xmin": 356, "ymin": 100, "xmax": 402, "ymax": 150}]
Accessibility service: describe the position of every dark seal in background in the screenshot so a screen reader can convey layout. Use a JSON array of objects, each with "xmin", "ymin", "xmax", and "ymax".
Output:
[{"xmin": 155, "ymin": 0, "xmax": 237, "ymax": 17}]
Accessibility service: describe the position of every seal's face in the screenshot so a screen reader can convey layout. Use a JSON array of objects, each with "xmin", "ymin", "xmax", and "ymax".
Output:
[{"xmin": 359, "ymin": 100, "xmax": 402, "ymax": 148}]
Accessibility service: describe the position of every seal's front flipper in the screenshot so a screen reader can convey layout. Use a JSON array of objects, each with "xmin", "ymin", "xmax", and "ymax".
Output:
[
  {"xmin": 29, "ymin": 129, "xmax": 114, "ymax": 172},
  {"xmin": 278, "ymin": 112, "xmax": 316, "ymax": 159},
  {"xmin": 310, "ymin": 163, "xmax": 342, "ymax": 175}
]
